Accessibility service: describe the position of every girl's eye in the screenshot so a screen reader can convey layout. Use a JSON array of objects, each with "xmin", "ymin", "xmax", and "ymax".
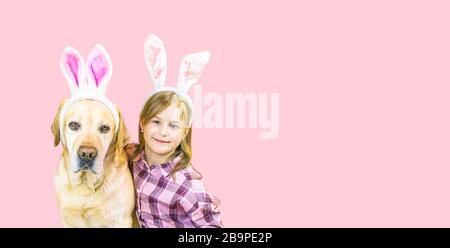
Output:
[
  {"xmin": 151, "ymin": 120, "xmax": 160, "ymax": 125},
  {"xmin": 169, "ymin": 124, "xmax": 179, "ymax": 129},
  {"xmin": 99, "ymin": 125, "xmax": 110, "ymax": 133},
  {"xmin": 68, "ymin": 121, "xmax": 80, "ymax": 131}
]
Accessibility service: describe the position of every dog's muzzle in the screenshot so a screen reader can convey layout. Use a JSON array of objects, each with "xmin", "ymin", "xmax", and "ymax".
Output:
[{"xmin": 74, "ymin": 146, "xmax": 98, "ymax": 174}]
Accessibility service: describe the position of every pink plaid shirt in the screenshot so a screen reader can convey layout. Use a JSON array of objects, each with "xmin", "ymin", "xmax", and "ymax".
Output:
[{"xmin": 131, "ymin": 151, "xmax": 223, "ymax": 228}]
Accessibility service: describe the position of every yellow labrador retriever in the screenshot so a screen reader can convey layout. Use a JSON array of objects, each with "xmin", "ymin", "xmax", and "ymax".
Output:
[{"xmin": 52, "ymin": 45, "xmax": 135, "ymax": 227}]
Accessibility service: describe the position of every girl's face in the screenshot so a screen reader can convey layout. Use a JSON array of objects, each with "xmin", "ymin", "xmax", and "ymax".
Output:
[{"xmin": 141, "ymin": 103, "xmax": 187, "ymax": 160}]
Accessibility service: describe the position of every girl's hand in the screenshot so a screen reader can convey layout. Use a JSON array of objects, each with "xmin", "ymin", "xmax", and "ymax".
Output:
[{"xmin": 124, "ymin": 143, "xmax": 138, "ymax": 159}]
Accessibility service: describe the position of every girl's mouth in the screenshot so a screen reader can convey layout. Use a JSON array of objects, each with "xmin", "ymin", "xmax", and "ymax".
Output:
[{"xmin": 153, "ymin": 137, "xmax": 170, "ymax": 143}]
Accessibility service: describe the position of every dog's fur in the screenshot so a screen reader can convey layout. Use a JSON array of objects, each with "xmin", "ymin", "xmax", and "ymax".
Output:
[{"xmin": 52, "ymin": 99, "xmax": 135, "ymax": 227}]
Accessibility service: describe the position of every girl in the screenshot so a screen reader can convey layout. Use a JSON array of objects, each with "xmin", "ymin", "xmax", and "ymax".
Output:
[{"xmin": 127, "ymin": 34, "xmax": 223, "ymax": 228}]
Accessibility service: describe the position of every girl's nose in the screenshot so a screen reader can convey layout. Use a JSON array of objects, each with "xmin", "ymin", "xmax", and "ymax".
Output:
[{"xmin": 159, "ymin": 124, "xmax": 168, "ymax": 136}]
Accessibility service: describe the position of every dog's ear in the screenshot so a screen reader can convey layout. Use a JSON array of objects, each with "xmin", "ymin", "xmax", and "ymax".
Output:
[
  {"xmin": 51, "ymin": 99, "xmax": 67, "ymax": 147},
  {"xmin": 115, "ymin": 106, "xmax": 130, "ymax": 154},
  {"xmin": 105, "ymin": 106, "xmax": 130, "ymax": 166}
]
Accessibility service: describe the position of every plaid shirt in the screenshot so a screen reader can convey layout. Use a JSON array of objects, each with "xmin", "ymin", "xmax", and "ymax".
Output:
[{"xmin": 131, "ymin": 151, "xmax": 223, "ymax": 228}]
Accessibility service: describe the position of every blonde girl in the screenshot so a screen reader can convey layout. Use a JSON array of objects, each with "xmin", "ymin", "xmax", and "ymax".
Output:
[{"xmin": 127, "ymin": 34, "xmax": 223, "ymax": 228}]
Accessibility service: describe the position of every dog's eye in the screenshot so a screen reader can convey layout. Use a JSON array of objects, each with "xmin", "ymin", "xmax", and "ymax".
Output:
[
  {"xmin": 99, "ymin": 125, "xmax": 110, "ymax": 133},
  {"xmin": 68, "ymin": 122, "xmax": 80, "ymax": 131}
]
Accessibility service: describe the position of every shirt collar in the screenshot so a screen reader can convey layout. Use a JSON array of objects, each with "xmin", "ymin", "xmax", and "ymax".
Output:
[{"xmin": 133, "ymin": 151, "xmax": 183, "ymax": 177}]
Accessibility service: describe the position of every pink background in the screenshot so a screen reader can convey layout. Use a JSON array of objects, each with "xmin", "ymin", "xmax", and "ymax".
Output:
[{"xmin": 1, "ymin": 0, "xmax": 450, "ymax": 227}]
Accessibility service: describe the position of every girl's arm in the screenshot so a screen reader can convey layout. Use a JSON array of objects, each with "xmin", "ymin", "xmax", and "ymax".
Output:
[{"xmin": 179, "ymin": 179, "xmax": 224, "ymax": 228}]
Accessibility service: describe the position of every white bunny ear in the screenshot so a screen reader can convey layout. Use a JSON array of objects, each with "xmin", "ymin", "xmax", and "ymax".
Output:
[
  {"xmin": 144, "ymin": 34, "xmax": 167, "ymax": 88},
  {"xmin": 176, "ymin": 51, "xmax": 210, "ymax": 93},
  {"xmin": 86, "ymin": 44, "xmax": 112, "ymax": 94},
  {"xmin": 60, "ymin": 47, "xmax": 86, "ymax": 95}
]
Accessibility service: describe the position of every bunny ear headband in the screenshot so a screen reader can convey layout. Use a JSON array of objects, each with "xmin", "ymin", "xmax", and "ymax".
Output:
[
  {"xmin": 58, "ymin": 44, "xmax": 119, "ymax": 145},
  {"xmin": 144, "ymin": 34, "xmax": 211, "ymax": 126}
]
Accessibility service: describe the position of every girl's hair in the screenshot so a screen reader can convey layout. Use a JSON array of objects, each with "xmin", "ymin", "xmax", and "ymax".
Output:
[{"xmin": 133, "ymin": 91, "xmax": 196, "ymax": 178}]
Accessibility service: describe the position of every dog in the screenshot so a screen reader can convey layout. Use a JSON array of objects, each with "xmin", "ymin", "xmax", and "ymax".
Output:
[{"xmin": 52, "ymin": 45, "xmax": 135, "ymax": 227}]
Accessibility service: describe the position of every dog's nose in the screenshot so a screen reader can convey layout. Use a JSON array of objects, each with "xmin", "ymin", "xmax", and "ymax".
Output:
[{"xmin": 78, "ymin": 146, "xmax": 97, "ymax": 162}]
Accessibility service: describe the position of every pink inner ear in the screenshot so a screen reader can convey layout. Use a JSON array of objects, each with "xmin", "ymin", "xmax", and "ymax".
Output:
[
  {"xmin": 184, "ymin": 61, "xmax": 203, "ymax": 80},
  {"xmin": 184, "ymin": 61, "xmax": 192, "ymax": 77},
  {"xmin": 154, "ymin": 64, "xmax": 163, "ymax": 80},
  {"xmin": 90, "ymin": 55, "xmax": 108, "ymax": 87},
  {"xmin": 66, "ymin": 54, "xmax": 80, "ymax": 86},
  {"xmin": 146, "ymin": 47, "xmax": 163, "ymax": 80}
]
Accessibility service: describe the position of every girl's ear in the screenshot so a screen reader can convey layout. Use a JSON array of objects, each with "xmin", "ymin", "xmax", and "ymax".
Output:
[
  {"xmin": 182, "ymin": 127, "xmax": 190, "ymax": 140},
  {"xmin": 139, "ymin": 121, "xmax": 145, "ymax": 132},
  {"xmin": 176, "ymin": 51, "xmax": 210, "ymax": 93},
  {"xmin": 144, "ymin": 34, "xmax": 167, "ymax": 88},
  {"xmin": 60, "ymin": 47, "xmax": 86, "ymax": 94},
  {"xmin": 86, "ymin": 44, "xmax": 113, "ymax": 94}
]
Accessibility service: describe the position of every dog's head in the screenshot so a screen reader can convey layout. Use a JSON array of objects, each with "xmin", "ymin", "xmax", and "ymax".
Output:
[
  {"xmin": 52, "ymin": 99, "xmax": 128, "ymax": 177},
  {"xmin": 52, "ymin": 44, "xmax": 129, "ymax": 187}
]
